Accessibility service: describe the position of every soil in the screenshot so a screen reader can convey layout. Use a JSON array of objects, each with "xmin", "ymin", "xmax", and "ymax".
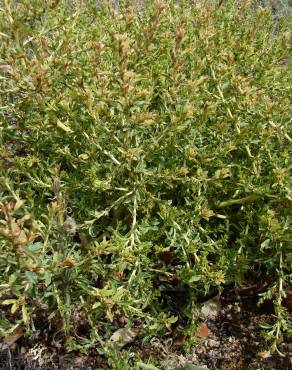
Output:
[
  {"xmin": 143, "ymin": 292, "xmax": 292, "ymax": 370},
  {"xmin": 0, "ymin": 289, "xmax": 291, "ymax": 370}
]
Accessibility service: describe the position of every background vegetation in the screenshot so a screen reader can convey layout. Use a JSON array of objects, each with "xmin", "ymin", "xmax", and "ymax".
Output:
[{"xmin": 0, "ymin": 0, "xmax": 291, "ymax": 367}]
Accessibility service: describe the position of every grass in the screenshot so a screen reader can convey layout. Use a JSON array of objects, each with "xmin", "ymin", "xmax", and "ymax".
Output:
[{"xmin": 0, "ymin": 0, "xmax": 291, "ymax": 367}]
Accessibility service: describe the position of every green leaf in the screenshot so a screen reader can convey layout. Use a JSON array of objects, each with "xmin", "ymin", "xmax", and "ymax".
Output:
[
  {"xmin": 189, "ymin": 275, "xmax": 202, "ymax": 283},
  {"xmin": 56, "ymin": 119, "xmax": 73, "ymax": 133},
  {"xmin": 28, "ymin": 242, "xmax": 43, "ymax": 251},
  {"xmin": 136, "ymin": 362, "xmax": 161, "ymax": 370}
]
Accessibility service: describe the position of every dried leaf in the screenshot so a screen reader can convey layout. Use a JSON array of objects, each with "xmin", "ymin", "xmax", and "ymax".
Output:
[
  {"xmin": 196, "ymin": 322, "xmax": 209, "ymax": 337},
  {"xmin": 109, "ymin": 327, "xmax": 139, "ymax": 348},
  {"xmin": 0, "ymin": 64, "xmax": 14, "ymax": 75},
  {"xmin": 3, "ymin": 326, "xmax": 23, "ymax": 346},
  {"xmin": 282, "ymin": 289, "xmax": 292, "ymax": 312},
  {"xmin": 12, "ymin": 225, "xmax": 22, "ymax": 236}
]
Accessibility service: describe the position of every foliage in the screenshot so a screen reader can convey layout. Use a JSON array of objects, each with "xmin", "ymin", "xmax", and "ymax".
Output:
[{"xmin": 0, "ymin": 0, "xmax": 291, "ymax": 365}]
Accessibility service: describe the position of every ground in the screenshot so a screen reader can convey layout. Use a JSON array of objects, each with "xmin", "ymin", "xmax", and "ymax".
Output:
[{"xmin": 0, "ymin": 289, "xmax": 291, "ymax": 370}]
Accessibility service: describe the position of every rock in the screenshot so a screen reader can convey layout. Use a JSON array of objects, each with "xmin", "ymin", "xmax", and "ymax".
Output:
[
  {"xmin": 256, "ymin": 351, "xmax": 272, "ymax": 360},
  {"xmin": 201, "ymin": 298, "xmax": 221, "ymax": 319}
]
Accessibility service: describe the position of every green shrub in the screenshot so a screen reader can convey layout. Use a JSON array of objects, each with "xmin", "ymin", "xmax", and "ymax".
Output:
[{"xmin": 0, "ymin": 0, "xmax": 291, "ymax": 360}]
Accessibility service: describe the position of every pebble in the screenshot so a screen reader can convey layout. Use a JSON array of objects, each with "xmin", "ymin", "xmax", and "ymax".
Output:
[
  {"xmin": 207, "ymin": 339, "xmax": 219, "ymax": 347},
  {"xmin": 234, "ymin": 305, "xmax": 241, "ymax": 313},
  {"xmin": 21, "ymin": 346, "xmax": 27, "ymax": 354}
]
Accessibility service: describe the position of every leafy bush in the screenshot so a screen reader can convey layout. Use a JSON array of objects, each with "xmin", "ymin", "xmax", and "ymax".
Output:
[{"xmin": 0, "ymin": 0, "xmax": 291, "ymax": 361}]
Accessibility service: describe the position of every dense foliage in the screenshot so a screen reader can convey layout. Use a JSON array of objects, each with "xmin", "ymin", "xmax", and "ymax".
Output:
[{"xmin": 0, "ymin": 0, "xmax": 291, "ymax": 366}]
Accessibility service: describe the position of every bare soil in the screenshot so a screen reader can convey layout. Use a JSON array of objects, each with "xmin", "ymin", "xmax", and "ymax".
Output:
[{"xmin": 0, "ymin": 290, "xmax": 291, "ymax": 370}]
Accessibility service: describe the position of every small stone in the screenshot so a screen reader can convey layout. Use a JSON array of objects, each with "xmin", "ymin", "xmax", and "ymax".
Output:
[
  {"xmin": 256, "ymin": 351, "xmax": 272, "ymax": 360},
  {"xmin": 201, "ymin": 298, "xmax": 221, "ymax": 319},
  {"xmin": 21, "ymin": 346, "xmax": 26, "ymax": 354},
  {"xmin": 207, "ymin": 339, "xmax": 218, "ymax": 347},
  {"xmin": 234, "ymin": 305, "xmax": 241, "ymax": 313}
]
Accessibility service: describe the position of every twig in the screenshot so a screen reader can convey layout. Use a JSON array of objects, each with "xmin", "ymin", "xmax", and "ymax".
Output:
[
  {"xmin": 217, "ymin": 194, "xmax": 262, "ymax": 208},
  {"xmin": 7, "ymin": 346, "xmax": 12, "ymax": 370}
]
